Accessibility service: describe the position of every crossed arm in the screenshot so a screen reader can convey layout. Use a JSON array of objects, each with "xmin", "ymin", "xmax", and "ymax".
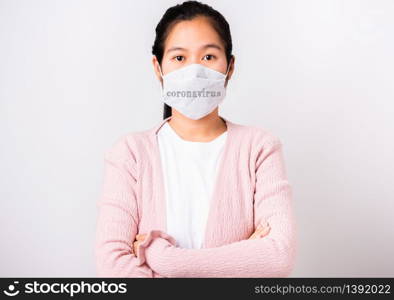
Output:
[{"xmin": 95, "ymin": 137, "xmax": 297, "ymax": 277}]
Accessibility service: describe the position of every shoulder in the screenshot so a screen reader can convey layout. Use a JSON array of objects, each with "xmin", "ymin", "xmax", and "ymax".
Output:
[
  {"xmin": 228, "ymin": 121, "xmax": 287, "ymax": 168},
  {"xmin": 103, "ymin": 126, "xmax": 154, "ymax": 163},
  {"xmin": 228, "ymin": 120, "xmax": 283, "ymax": 149}
]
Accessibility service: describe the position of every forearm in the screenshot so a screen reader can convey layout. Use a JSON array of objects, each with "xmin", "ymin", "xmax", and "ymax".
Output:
[
  {"xmin": 142, "ymin": 215, "xmax": 296, "ymax": 278},
  {"xmin": 95, "ymin": 149, "xmax": 163, "ymax": 278},
  {"xmin": 95, "ymin": 199, "xmax": 156, "ymax": 278},
  {"xmin": 95, "ymin": 242, "xmax": 154, "ymax": 278}
]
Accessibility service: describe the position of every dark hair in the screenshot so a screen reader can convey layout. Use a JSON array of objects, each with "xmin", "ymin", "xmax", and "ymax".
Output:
[{"xmin": 152, "ymin": 0, "xmax": 233, "ymax": 119}]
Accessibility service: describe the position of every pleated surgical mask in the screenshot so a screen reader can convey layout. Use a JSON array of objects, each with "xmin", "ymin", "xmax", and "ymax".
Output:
[{"xmin": 158, "ymin": 63, "xmax": 230, "ymax": 120}]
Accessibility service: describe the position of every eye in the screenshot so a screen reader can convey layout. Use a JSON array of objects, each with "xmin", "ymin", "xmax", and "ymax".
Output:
[
  {"xmin": 173, "ymin": 55, "xmax": 184, "ymax": 62},
  {"xmin": 203, "ymin": 54, "xmax": 215, "ymax": 61}
]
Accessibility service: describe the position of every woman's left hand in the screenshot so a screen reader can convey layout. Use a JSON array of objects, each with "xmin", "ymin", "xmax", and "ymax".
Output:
[
  {"xmin": 249, "ymin": 222, "xmax": 270, "ymax": 239},
  {"xmin": 133, "ymin": 234, "xmax": 146, "ymax": 257}
]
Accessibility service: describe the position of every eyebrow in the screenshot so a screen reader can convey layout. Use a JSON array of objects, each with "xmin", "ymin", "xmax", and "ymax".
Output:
[
  {"xmin": 165, "ymin": 43, "xmax": 222, "ymax": 54},
  {"xmin": 202, "ymin": 43, "xmax": 222, "ymax": 51}
]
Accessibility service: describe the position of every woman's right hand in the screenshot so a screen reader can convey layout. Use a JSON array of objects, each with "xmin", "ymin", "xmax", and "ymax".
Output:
[{"xmin": 249, "ymin": 221, "xmax": 270, "ymax": 239}]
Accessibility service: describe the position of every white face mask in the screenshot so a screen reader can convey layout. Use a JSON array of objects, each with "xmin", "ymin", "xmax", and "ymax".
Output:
[{"xmin": 158, "ymin": 63, "xmax": 230, "ymax": 120}]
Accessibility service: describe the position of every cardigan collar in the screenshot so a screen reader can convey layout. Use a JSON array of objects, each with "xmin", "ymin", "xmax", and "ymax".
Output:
[{"xmin": 150, "ymin": 115, "xmax": 234, "ymax": 139}]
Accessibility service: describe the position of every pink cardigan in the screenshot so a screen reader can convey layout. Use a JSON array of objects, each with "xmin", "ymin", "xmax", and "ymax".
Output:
[{"xmin": 95, "ymin": 115, "xmax": 297, "ymax": 278}]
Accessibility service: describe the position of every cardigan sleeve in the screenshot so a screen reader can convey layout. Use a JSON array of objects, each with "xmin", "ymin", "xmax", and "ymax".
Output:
[
  {"xmin": 94, "ymin": 141, "xmax": 176, "ymax": 278},
  {"xmin": 139, "ymin": 138, "xmax": 297, "ymax": 278}
]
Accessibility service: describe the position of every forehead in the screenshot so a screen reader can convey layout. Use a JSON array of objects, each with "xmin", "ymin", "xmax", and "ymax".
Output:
[{"xmin": 164, "ymin": 16, "xmax": 224, "ymax": 51}]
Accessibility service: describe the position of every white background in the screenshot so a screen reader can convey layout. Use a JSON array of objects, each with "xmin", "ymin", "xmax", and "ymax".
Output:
[{"xmin": 0, "ymin": 0, "xmax": 393, "ymax": 277}]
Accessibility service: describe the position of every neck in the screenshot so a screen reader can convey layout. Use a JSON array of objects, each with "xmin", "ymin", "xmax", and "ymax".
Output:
[{"xmin": 167, "ymin": 109, "xmax": 227, "ymax": 142}]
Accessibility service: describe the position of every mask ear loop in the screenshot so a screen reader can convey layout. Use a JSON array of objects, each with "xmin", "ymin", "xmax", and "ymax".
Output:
[
  {"xmin": 224, "ymin": 56, "xmax": 233, "ymax": 79},
  {"xmin": 158, "ymin": 64, "xmax": 164, "ymax": 90},
  {"xmin": 224, "ymin": 56, "xmax": 233, "ymax": 87},
  {"xmin": 158, "ymin": 64, "xmax": 164, "ymax": 77}
]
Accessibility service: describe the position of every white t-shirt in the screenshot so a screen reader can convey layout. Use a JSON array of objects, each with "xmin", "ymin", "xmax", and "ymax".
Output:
[{"xmin": 157, "ymin": 121, "xmax": 228, "ymax": 249}]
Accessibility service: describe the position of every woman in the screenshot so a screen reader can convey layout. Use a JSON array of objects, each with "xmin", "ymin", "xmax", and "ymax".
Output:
[{"xmin": 95, "ymin": 1, "xmax": 297, "ymax": 278}]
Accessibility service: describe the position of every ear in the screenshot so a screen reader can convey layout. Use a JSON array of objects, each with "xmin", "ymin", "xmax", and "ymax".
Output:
[
  {"xmin": 152, "ymin": 56, "xmax": 163, "ymax": 84},
  {"xmin": 227, "ymin": 55, "xmax": 235, "ymax": 79},
  {"xmin": 225, "ymin": 55, "xmax": 235, "ymax": 87}
]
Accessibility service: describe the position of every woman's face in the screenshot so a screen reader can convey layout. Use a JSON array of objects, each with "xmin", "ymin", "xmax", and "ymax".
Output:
[{"xmin": 153, "ymin": 16, "xmax": 234, "ymax": 82}]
